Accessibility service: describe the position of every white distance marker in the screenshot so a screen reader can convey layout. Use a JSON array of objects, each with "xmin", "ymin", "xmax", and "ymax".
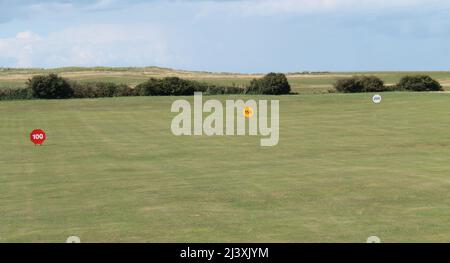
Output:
[{"xmin": 372, "ymin": 94, "xmax": 382, "ymax": 104}]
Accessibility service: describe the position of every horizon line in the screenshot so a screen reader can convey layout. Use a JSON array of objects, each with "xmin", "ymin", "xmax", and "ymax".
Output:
[{"xmin": 1, "ymin": 66, "xmax": 450, "ymax": 75}]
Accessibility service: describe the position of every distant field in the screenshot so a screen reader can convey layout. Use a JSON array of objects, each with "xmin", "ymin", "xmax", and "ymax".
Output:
[
  {"xmin": 1, "ymin": 93, "xmax": 450, "ymax": 242},
  {"xmin": 1, "ymin": 67, "xmax": 449, "ymax": 93}
]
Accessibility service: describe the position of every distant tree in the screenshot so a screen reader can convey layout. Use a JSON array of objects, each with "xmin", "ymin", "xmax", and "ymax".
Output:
[
  {"xmin": 27, "ymin": 74, "xmax": 73, "ymax": 99},
  {"xmin": 334, "ymin": 77, "xmax": 363, "ymax": 93},
  {"xmin": 136, "ymin": 77, "xmax": 209, "ymax": 96},
  {"xmin": 160, "ymin": 77, "xmax": 206, "ymax": 95},
  {"xmin": 334, "ymin": 76, "xmax": 386, "ymax": 93},
  {"xmin": 72, "ymin": 82, "xmax": 135, "ymax": 98},
  {"xmin": 135, "ymin": 78, "xmax": 164, "ymax": 96},
  {"xmin": 396, "ymin": 75, "xmax": 442, "ymax": 92},
  {"xmin": 247, "ymin": 73, "xmax": 291, "ymax": 95},
  {"xmin": 358, "ymin": 76, "xmax": 385, "ymax": 92},
  {"xmin": 0, "ymin": 88, "xmax": 33, "ymax": 101}
]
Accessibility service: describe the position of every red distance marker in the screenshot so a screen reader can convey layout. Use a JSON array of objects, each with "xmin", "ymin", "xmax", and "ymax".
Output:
[{"xmin": 30, "ymin": 129, "xmax": 46, "ymax": 145}]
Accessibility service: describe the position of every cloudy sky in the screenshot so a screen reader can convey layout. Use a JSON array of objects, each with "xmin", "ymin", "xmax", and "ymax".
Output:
[{"xmin": 0, "ymin": 0, "xmax": 449, "ymax": 73}]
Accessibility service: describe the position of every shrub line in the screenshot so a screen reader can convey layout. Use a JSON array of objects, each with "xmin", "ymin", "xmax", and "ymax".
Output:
[{"xmin": 0, "ymin": 72, "xmax": 292, "ymax": 101}]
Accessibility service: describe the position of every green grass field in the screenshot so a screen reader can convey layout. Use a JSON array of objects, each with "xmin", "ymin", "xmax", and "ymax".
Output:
[{"xmin": 1, "ymin": 92, "xmax": 450, "ymax": 242}]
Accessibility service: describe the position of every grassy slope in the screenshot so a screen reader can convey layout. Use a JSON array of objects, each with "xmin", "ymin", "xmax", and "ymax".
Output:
[
  {"xmin": 1, "ymin": 93, "xmax": 450, "ymax": 242},
  {"xmin": 1, "ymin": 67, "xmax": 449, "ymax": 93}
]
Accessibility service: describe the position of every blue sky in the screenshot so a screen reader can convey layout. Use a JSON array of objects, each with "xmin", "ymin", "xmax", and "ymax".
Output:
[{"xmin": 0, "ymin": 0, "xmax": 450, "ymax": 73}]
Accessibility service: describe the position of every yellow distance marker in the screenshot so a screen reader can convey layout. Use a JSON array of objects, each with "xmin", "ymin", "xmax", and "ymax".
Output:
[{"xmin": 243, "ymin": 106, "xmax": 254, "ymax": 118}]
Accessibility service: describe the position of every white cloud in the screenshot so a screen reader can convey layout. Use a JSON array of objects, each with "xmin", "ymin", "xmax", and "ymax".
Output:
[
  {"xmin": 199, "ymin": 0, "xmax": 450, "ymax": 16},
  {"xmin": 0, "ymin": 0, "xmax": 143, "ymax": 24},
  {"xmin": 0, "ymin": 31, "xmax": 42, "ymax": 67},
  {"xmin": 0, "ymin": 24, "xmax": 174, "ymax": 68}
]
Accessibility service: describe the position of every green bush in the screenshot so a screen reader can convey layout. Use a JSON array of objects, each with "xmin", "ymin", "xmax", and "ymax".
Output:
[
  {"xmin": 160, "ymin": 77, "xmax": 206, "ymax": 95},
  {"xmin": 396, "ymin": 75, "xmax": 442, "ymax": 92},
  {"xmin": 115, "ymin": 84, "xmax": 136, "ymax": 97},
  {"xmin": 135, "ymin": 78, "xmax": 165, "ymax": 96},
  {"xmin": 93, "ymin": 82, "xmax": 119, "ymax": 97},
  {"xmin": 94, "ymin": 82, "xmax": 133, "ymax": 97},
  {"xmin": 358, "ymin": 76, "xmax": 386, "ymax": 92},
  {"xmin": 246, "ymin": 73, "xmax": 291, "ymax": 95},
  {"xmin": 73, "ymin": 82, "xmax": 135, "ymax": 98},
  {"xmin": 0, "ymin": 88, "xmax": 33, "ymax": 101},
  {"xmin": 72, "ymin": 82, "xmax": 97, "ymax": 98},
  {"xmin": 334, "ymin": 78, "xmax": 361, "ymax": 93},
  {"xmin": 135, "ymin": 77, "xmax": 242, "ymax": 96},
  {"xmin": 205, "ymin": 85, "xmax": 244, "ymax": 95},
  {"xmin": 0, "ymin": 74, "xmax": 281, "ymax": 102},
  {"xmin": 27, "ymin": 74, "xmax": 74, "ymax": 99},
  {"xmin": 334, "ymin": 76, "xmax": 387, "ymax": 93}
]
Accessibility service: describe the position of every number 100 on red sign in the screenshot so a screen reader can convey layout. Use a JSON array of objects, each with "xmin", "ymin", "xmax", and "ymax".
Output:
[{"xmin": 30, "ymin": 129, "xmax": 46, "ymax": 145}]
